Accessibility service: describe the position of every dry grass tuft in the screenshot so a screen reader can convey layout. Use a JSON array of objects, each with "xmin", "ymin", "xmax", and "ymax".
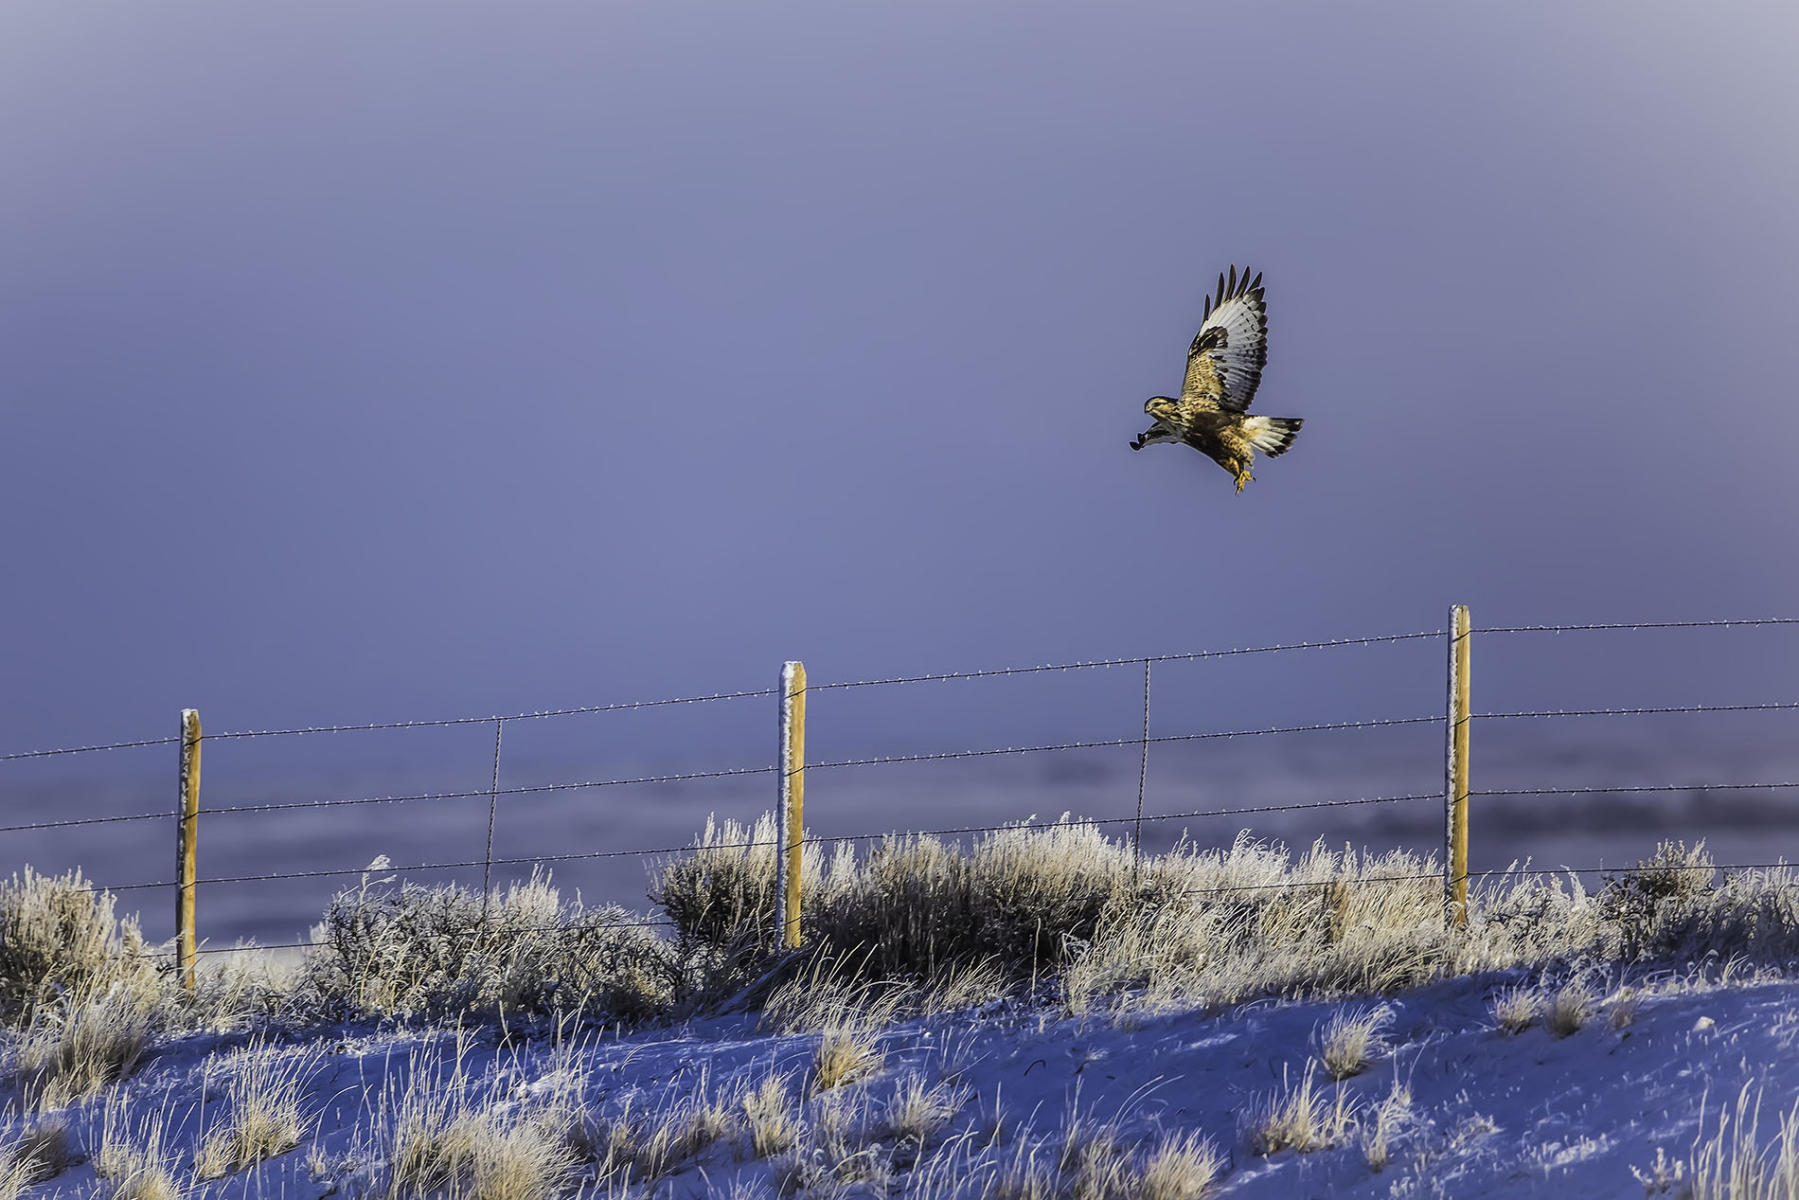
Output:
[
  {"xmin": 762, "ymin": 957, "xmax": 908, "ymax": 1035},
  {"xmin": 1139, "ymin": 1129, "xmax": 1225, "ymax": 1199},
  {"xmin": 96, "ymin": 1094, "xmax": 185, "ymax": 1200},
  {"xmin": 880, "ymin": 1073, "xmax": 968, "ymax": 1149},
  {"xmin": 924, "ymin": 958, "xmax": 1008, "ymax": 1015},
  {"xmin": 984, "ymin": 1112, "xmax": 1213, "ymax": 1200},
  {"xmin": 0, "ymin": 1118, "xmax": 74, "ymax": 1194},
  {"xmin": 1318, "ymin": 1004, "xmax": 1392, "ymax": 1080},
  {"xmin": 1545, "ymin": 980, "xmax": 1596, "ymax": 1038},
  {"xmin": 1246, "ymin": 1063, "xmax": 1357, "ymax": 1157},
  {"xmin": 376, "ymin": 1041, "xmax": 578, "ymax": 1200},
  {"xmin": 743, "ymin": 1073, "xmax": 804, "ymax": 1157},
  {"xmin": 0, "ymin": 868, "xmax": 157, "ymax": 1026},
  {"xmin": 1361, "ymin": 1081, "xmax": 1412, "ymax": 1172},
  {"xmin": 193, "ymin": 1041, "xmax": 322, "ymax": 1178},
  {"xmin": 1490, "ymin": 985, "xmax": 1539, "ymax": 1035},
  {"xmin": 812, "ymin": 1027, "xmax": 885, "ymax": 1093},
  {"xmin": 1685, "ymin": 1084, "xmax": 1799, "ymax": 1199},
  {"xmin": 17, "ymin": 986, "xmax": 155, "ymax": 1108}
]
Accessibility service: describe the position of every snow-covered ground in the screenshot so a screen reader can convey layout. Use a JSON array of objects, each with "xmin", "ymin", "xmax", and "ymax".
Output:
[{"xmin": 16, "ymin": 969, "xmax": 1799, "ymax": 1198}]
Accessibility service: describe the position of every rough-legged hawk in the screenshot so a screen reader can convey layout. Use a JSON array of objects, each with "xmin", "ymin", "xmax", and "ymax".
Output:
[{"xmin": 1131, "ymin": 266, "xmax": 1303, "ymax": 492}]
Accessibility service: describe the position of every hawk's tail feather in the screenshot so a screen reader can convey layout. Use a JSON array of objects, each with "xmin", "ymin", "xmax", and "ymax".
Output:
[{"xmin": 1244, "ymin": 416, "xmax": 1303, "ymax": 457}]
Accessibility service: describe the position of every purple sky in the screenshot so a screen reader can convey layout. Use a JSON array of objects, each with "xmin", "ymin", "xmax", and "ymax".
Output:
[{"xmin": 5, "ymin": 2, "xmax": 1799, "ymax": 764}]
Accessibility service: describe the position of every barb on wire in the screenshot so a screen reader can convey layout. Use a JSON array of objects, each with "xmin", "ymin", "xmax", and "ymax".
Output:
[
  {"xmin": 1480, "ymin": 618, "xmax": 1799, "ymax": 635},
  {"xmin": 809, "ymin": 715, "xmax": 1440, "ymax": 772},
  {"xmin": 1481, "ymin": 701, "xmax": 1799, "ymax": 721},
  {"xmin": 810, "ymin": 630, "xmax": 1445, "ymax": 691}
]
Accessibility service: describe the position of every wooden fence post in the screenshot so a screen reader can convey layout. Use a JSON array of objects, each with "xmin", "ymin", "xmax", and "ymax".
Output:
[
  {"xmin": 1444, "ymin": 606, "xmax": 1472, "ymax": 928},
  {"xmin": 176, "ymin": 708, "xmax": 202, "ymax": 988},
  {"xmin": 776, "ymin": 661, "xmax": 806, "ymax": 950}
]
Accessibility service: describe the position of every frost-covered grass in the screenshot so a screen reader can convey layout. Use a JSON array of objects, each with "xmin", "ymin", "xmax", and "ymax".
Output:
[{"xmin": 7, "ymin": 828, "xmax": 1799, "ymax": 1196}]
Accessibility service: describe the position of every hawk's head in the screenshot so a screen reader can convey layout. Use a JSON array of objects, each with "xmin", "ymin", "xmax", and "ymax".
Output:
[{"xmin": 1144, "ymin": 396, "xmax": 1180, "ymax": 423}]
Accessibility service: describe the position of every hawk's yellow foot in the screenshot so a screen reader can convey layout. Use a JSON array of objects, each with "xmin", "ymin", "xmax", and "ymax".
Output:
[{"xmin": 1234, "ymin": 471, "xmax": 1253, "ymax": 493}]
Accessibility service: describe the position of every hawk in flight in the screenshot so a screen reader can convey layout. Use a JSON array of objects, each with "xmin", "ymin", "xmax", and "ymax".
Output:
[{"xmin": 1130, "ymin": 265, "xmax": 1303, "ymax": 492}]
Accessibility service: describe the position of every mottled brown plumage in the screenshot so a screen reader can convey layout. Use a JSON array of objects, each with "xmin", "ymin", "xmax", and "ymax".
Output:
[{"xmin": 1130, "ymin": 265, "xmax": 1303, "ymax": 492}]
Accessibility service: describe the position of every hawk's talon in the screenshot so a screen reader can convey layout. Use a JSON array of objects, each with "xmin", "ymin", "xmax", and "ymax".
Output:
[{"xmin": 1234, "ymin": 472, "xmax": 1253, "ymax": 493}]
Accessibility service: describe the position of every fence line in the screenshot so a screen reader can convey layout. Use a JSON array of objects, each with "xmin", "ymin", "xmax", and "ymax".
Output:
[{"xmin": 6, "ymin": 611, "xmax": 1799, "ymax": 977}]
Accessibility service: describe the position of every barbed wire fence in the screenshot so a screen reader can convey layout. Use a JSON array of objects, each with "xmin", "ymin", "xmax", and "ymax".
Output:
[{"xmin": 5, "ymin": 609, "xmax": 1799, "ymax": 983}]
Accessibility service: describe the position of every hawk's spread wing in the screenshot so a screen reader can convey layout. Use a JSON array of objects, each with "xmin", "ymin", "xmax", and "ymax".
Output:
[{"xmin": 1181, "ymin": 266, "xmax": 1268, "ymax": 414}]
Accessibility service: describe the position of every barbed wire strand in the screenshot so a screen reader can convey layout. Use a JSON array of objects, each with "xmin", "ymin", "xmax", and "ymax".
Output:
[
  {"xmin": 1480, "ymin": 618, "xmax": 1799, "ymax": 635},
  {"xmin": 1471, "ymin": 862, "xmax": 1799, "ymax": 879},
  {"xmin": 90, "ymin": 792, "xmax": 1444, "ymax": 893},
  {"xmin": 185, "ymin": 915, "xmax": 679, "ymax": 958},
  {"xmin": 1481, "ymin": 701, "xmax": 1799, "ymax": 720},
  {"xmin": 813, "ymin": 792, "xmax": 1439, "ymax": 846},
  {"xmin": 173, "ymin": 860, "xmax": 1799, "ymax": 955},
  {"xmin": 202, "ymin": 687, "xmax": 782, "ymax": 741},
  {"xmin": 808, "ymin": 715, "xmax": 1442, "ymax": 772},
  {"xmin": 188, "ymin": 839, "xmax": 782, "ymax": 887},
  {"xmin": 0, "ymin": 736, "xmax": 180, "ymax": 763},
  {"xmin": 18, "ymin": 618, "xmax": 1798, "ymax": 762},
  {"xmin": 1473, "ymin": 781, "xmax": 1799, "ymax": 798},
  {"xmin": 1181, "ymin": 871, "xmax": 1443, "ymax": 898},
  {"xmin": 15, "ymin": 617, "xmax": 1799, "ymax": 762},
  {"xmin": 0, "ymin": 810, "xmax": 171, "ymax": 835},
  {"xmin": 200, "ymin": 763, "xmax": 781, "ymax": 818},
  {"xmin": 810, "ymin": 631, "xmax": 1445, "ymax": 691}
]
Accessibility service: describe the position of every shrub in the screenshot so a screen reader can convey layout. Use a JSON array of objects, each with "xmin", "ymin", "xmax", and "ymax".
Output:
[
  {"xmin": 652, "ymin": 814, "xmax": 844, "ymax": 955},
  {"xmin": 1599, "ymin": 840, "xmax": 1717, "ymax": 959},
  {"xmin": 0, "ymin": 868, "xmax": 156, "ymax": 1025},
  {"xmin": 301, "ymin": 870, "xmax": 674, "ymax": 1021}
]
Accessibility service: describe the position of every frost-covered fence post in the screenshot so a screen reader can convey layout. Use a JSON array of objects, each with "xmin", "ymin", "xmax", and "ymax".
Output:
[
  {"xmin": 175, "ymin": 708, "xmax": 202, "ymax": 988},
  {"xmin": 776, "ymin": 661, "xmax": 806, "ymax": 950},
  {"xmin": 1444, "ymin": 606, "xmax": 1472, "ymax": 929}
]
